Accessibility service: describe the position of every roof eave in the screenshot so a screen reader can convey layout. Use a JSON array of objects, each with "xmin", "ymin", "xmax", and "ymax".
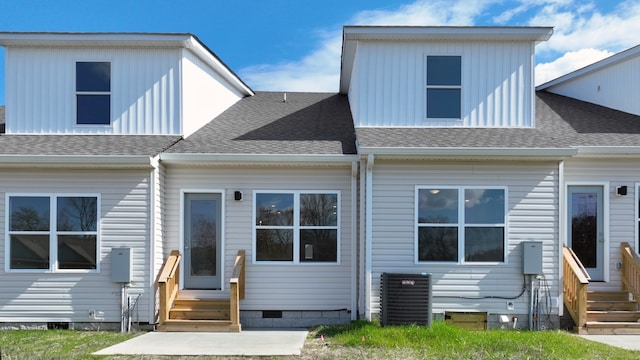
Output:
[
  {"xmin": 0, "ymin": 155, "xmax": 155, "ymax": 169},
  {"xmin": 574, "ymin": 146, "xmax": 640, "ymax": 158},
  {"xmin": 359, "ymin": 146, "xmax": 577, "ymax": 160},
  {"xmin": 160, "ymin": 153, "xmax": 359, "ymax": 165}
]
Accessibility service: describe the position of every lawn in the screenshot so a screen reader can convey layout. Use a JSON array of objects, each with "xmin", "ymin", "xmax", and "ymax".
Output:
[{"xmin": 0, "ymin": 321, "xmax": 638, "ymax": 359}]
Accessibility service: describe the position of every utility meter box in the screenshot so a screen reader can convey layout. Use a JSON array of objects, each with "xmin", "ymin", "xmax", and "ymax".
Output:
[
  {"xmin": 111, "ymin": 248, "xmax": 132, "ymax": 283},
  {"xmin": 522, "ymin": 241, "xmax": 543, "ymax": 275}
]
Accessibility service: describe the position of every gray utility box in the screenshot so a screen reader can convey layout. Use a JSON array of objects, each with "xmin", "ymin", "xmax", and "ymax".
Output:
[
  {"xmin": 111, "ymin": 248, "xmax": 132, "ymax": 283},
  {"xmin": 522, "ymin": 241, "xmax": 543, "ymax": 275}
]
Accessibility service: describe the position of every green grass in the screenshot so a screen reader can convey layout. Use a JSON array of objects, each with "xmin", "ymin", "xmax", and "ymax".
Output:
[
  {"xmin": 313, "ymin": 320, "xmax": 640, "ymax": 359},
  {"xmin": 0, "ymin": 322, "xmax": 639, "ymax": 359},
  {"xmin": 0, "ymin": 329, "xmax": 137, "ymax": 360}
]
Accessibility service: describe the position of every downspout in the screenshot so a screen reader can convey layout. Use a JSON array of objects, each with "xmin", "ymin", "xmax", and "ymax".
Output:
[
  {"xmin": 149, "ymin": 155, "xmax": 160, "ymax": 325},
  {"xmin": 358, "ymin": 158, "xmax": 366, "ymax": 319},
  {"xmin": 365, "ymin": 154, "xmax": 374, "ymax": 320},
  {"xmin": 558, "ymin": 159, "xmax": 565, "ymax": 317},
  {"xmin": 350, "ymin": 161, "xmax": 358, "ymax": 320}
]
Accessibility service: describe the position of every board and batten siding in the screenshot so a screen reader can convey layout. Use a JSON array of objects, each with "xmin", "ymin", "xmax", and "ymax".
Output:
[
  {"xmin": 544, "ymin": 55, "xmax": 640, "ymax": 116},
  {"xmin": 0, "ymin": 169, "xmax": 153, "ymax": 323},
  {"xmin": 181, "ymin": 49, "xmax": 246, "ymax": 138},
  {"xmin": 368, "ymin": 160, "xmax": 559, "ymax": 316},
  {"xmin": 164, "ymin": 165, "xmax": 354, "ymax": 311},
  {"xmin": 4, "ymin": 47, "xmax": 181, "ymax": 134},
  {"xmin": 348, "ymin": 40, "xmax": 534, "ymax": 127},
  {"xmin": 563, "ymin": 158, "xmax": 640, "ymax": 292}
]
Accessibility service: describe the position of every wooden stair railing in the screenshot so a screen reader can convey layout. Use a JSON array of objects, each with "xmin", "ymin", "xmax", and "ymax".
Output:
[
  {"xmin": 563, "ymin": 246, "xmax": 590, "ymax": 334},
  {"xmin": 157, "ymin": 250, "xmax": 181, "ymax": 327},
  {"xmin": 621, "ymin": 242, "xmax": 640, "ymax": 305},
  {"xmin": 229, "ymin": 250, "xmax": 246, "ymax": 332}
]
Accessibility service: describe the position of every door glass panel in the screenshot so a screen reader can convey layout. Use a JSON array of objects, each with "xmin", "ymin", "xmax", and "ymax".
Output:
[
  {"xmin": 570, "ymin": 192, "xmax": 598, "ymax": 268},
  {"xmin": 189, "ymin": 199, "xmax": 217, "ymax": 277}
]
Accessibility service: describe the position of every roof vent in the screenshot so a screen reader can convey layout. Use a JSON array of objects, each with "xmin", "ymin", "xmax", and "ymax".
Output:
[
  {"xmin": 283, "ymin": 93, "xmax": 287, "ymax": 102},
  {"xmin": 380, "ymin": 272, "xmax": 432, "ymax": 326}
]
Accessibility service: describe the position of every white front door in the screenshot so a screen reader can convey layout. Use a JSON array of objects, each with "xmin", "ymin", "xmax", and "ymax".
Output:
[
  {"xmin": 567, "ymin": 185, "xmax": 605, "ymax": 281},
  {"xmin": 183, "ymin": 193, "xmax": 222, "ymax": 290}
]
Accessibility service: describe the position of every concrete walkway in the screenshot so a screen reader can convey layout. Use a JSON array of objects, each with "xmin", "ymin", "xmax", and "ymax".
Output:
[
  {"xmin": 93, "ymin": 329, "xmax": 309, "ymax": 356},
  {"xmin": 579, "ymin": 335, "xmax": 640, "ymax": 351}
]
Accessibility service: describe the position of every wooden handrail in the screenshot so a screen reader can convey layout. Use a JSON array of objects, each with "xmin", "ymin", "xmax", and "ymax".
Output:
[
  {"xmin": 621, "ymin": 242, "xmax": 640, "ymax": 304},
  {"xmin": 157, "ymin": 250, "xmax": 181, "ymax": 326},
  {"xmin": 563, "ymin": 246, "xmax": 589, "ymax": 334},
  {"xmin": 229, "ymin": 250, "xmax": 245, "ymax": 332}
]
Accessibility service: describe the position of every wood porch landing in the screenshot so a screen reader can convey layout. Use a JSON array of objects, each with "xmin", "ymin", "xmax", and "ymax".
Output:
[{"xmin": 157, "ymin": 250, "xmax": 245, "ymax": 332}]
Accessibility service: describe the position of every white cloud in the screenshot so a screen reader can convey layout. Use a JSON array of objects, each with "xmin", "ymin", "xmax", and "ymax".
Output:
[
  {"xmin": 240, "ymin": 0, "xmax": 640, "ymax": 92},
  {"xmin": 534, "ymin": 48, "xmax": 614, "ymax": 86},
  {"xmin": 239, "ymin": 0, "xmax": 497, "ymax": 92}
]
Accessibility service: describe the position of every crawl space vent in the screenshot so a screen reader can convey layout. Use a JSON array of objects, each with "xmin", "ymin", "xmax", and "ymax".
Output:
[{"xmin": 380, "ymin": 272, "xmax": 432, "ymax": 326}]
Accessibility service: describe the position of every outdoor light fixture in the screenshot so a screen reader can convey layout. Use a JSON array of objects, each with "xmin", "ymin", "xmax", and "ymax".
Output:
[
  {"xmin": 234, "ymin": 191, "xmax": 243, "ymax": 201},
  {"xmin": 617, "ymin": 186, "xmax": 628, "ymax": 196}
]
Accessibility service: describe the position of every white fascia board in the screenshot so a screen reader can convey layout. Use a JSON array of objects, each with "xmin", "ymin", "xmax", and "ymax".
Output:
[
  {"xmin": 184, "ymin": 37, "xmax": 254, "ymax": 96},
  {"xmin": 574, "ymin": 146, "xmax": 640, "ymax": 158},
  {"xmin": 359, "ymin": 147, "xmax": 577, "ymax": 159},
  {"xmin": 160, "ymin": 153, "xmax": 359, "ymax": 165},
  {"xmin": 537, "ymin": 44, "xmax": 640, "ymax": 91},
  {"xmin": 0, "ymin": 155, "xmax": 154, "ymax": 168},
  {"xmin": 343, "ymin": 26, "xmax": 554, "ymax": 42},
  {"xmin": 0, "ymin": 32, "xmax": 193, "ymax": 48}
]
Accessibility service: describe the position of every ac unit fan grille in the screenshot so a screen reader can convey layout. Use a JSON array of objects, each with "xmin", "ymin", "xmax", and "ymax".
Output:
[{"xmin": 380, "ymin": 272, "xmax": 432, "ymax": 326}]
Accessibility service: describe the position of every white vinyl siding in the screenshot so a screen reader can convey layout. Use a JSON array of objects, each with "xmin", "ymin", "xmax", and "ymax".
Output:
[
  {"xmin": 0, "ymin": 169, "xmax": 153, "ymax": 323},
  {"xmin": 543, "ymin": 54, "xmax": 640, "ymax": 116},
  {"xmin": 164, "ymin": 165, "xmax": 354, "ymax": 311},
  {"xmin": 348, "ymin": 40, "xmax": 534, "ymax": 127},
  {"xmin": 181, "ymin": 49, "xmax": 245, "ymax": 138},
  {"xmin": 564, "ymin": 158, "xmax": 639, "ymax": 292},
  {"xmin": 4, "ymin": 47, "xmax": 180, "ymax": 134},
  {"xmin": 369, "ymin": 160, "xmax": 559, "ymax": 316}
]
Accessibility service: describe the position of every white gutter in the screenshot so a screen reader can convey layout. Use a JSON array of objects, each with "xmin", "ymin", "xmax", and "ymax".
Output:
[
  {"xmin": 574, "ymin": 147, "xmax": 640, "ymax": 157},
  {"xmin": 358, "ymin": 147, "xmax": 577, "ymax": 158},
  {"xmin": 160, "ymin": 153, "xmax": 360, "ymax": 164},
  {"xmin": 0, "ymin": 155, "xmax": 154, "ymax": 168}
]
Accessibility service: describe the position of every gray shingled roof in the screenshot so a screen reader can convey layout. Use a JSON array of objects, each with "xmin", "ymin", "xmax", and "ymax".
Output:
[
  {"xmin": 0, "ymin": 134, "xmax": 181, "ymax": 156},
  {"xmin": 167, "ymin": 92, "xmax": 357, "ymax": 155},
  {"xmin": 356, "ymin": 91, "xmax": 640, "ymax": 150}
]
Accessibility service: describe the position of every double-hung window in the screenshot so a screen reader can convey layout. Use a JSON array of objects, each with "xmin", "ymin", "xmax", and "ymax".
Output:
[
  {"xmin": 416, "ymin": 187, "xmax": 506, "ymax": 263},
  {"xmin": 76, "ymin": 61, "xmax": 111, "ymax": 125},
  {"xmin": 426, "ymin": 55, "xmax": 461, "ymax": 119},
  {"xmin": 7, "ymin": 195, "xmax": 99, "ymax": 271},
  {"xmin": 254, "ymin": 191, "xmax": 339, "ymax": 263}
]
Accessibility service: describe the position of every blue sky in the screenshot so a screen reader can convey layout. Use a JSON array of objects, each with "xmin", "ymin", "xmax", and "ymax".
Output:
[{"xmin": 1, "ymin": 0, "xmax": 638, "ymax": 105}]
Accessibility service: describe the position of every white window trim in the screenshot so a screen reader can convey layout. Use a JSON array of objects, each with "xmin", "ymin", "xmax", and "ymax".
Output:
[
  {"xmin": 74, "ymin": 60, "xmax": 112, "ymax": 127},
  {"xmin": 5, "ymin": 193, "xmax": 101, "ymax": 273},
  {"xmin": 252, "ymin": 190, "xmax": 341, "ymax": 265},
  {"xmin": 414, "ymin": 186, "xmax": 508, "ymax": 265},
  {"xmin": 636, "ymin": 182, "xmax": 640, "ymax": 251},
  {"xmin": 424, "ymin": 54, "xmax": 463, "ymax": 122}
]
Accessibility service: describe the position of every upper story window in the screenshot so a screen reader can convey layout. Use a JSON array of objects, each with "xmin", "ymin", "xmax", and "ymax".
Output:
[
  {"xmin": 416, "ymin": 187, "xmax": 506, "ymax": 263},
  {"xmin": 7, "ymin": 194, "xmax": 99, "ymax": 272},
  {"xmin": 76, "ymin": 62, "xmax": 111, "ymax": 125},
  {"xmin": 254, "ymin": 191, "xmax": 339, "ymax": 264},
  {"xmin": 426, "ymin": 56, "xmax": 461, "ymax": 120}
]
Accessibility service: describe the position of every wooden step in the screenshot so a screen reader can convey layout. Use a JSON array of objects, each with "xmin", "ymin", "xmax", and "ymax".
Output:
[
  {"xmin": 587, "ymin": 300, "xmax": 638, "ymax": 311},
  {"xmin": 587, "ymin": 310, "xmax": 640, "ymax": 322},
  {"xmin": 169, "ymin": 298, "xmax": 230, "ymax": 320},
  {"xmin": 157, "ymin": 319, "xmax": 241, "ymax": 332},
  {"xmin": 587, "ymin": 291, "xmax": 630, "ymax": 301},
  {"xmin": 585, "ymin": 321, "xmax": 640, "ymax": 335}
]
